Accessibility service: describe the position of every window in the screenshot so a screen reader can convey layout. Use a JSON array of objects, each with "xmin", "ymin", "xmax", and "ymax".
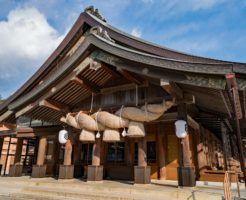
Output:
[
  {"xmin": 58, "ymin": 146, "xmax": 65, "ymax": 163},
  {"xmin": 134, "ymin": 141, "xmax": 156, "ymax": 164},
  {"xmin": 81, "ymin": 143, "xmax": 93, "ymax": 164},
  {"xmin": 107, "ymin": 142, "xmax": 125, "ymax": 162},
  {"xmin": 45, "ymin": 140, "xmax": 54, "ymax": 161},
  {"xmin": 147, "ymin": 142, "xmax": 156, "ymax": 163}
]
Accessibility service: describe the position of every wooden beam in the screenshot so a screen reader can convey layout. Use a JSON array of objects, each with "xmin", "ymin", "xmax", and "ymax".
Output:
[
  {"xmin": 117, "ymin": 68, "xmax": 142, "ymax": 85},
  {"xmin": 183, "ymin": 93, "xmax": 195, "ymax": 104},
  {"xmin": 16, "ymin": 126, "xmax": 61, "ymax": 137},
  {"xmin": 219, "ymin": 90, "xmax": 232, "ymax": 118},
  {"xmin": 0, "ymin": 123, "xmax": 16, "ymax": 131},
  {"xmin": 14, "ymin": 57, "xmax": 91, "ymax": 118},
  {"xmin": 71, "ymin": 76, "xmax": 100, "ymax": 93},
  {"xmin": 224, "ymin": 119, "xmax": 233, "ymax": 132},
  {"xmin": 160, "ymin": 80, "xmax": 194, "ymax": 104},
  {"xmin": 0, "ymin": 110, "xmax": 13, "ymax": 122},
  {"xmin": 15, "ymin": 104, "xmax": 34, "ymax": 118},
  {"xmin": 187, "ymin": 115, "xmax": 200, "ymax": 130},
  {"xmin": 39, "ymin": 99, "xmax": 69, "ymax": 113},
  {"xmin": 160, "ymin": 80, "xmax": 183, "ymax": 99},
  {"xmin": 100, "ymin": 82, "xmax": 148, "ymax": 94}
]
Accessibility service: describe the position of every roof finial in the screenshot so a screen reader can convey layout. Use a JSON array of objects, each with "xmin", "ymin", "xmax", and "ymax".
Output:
[{"xmin": 84, "ymin": 6, "xmax": 107, "ymax": 22}]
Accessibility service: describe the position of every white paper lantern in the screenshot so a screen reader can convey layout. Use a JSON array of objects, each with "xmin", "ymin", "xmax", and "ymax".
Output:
[
  {"xmin": 175, "ymin": 120, "xmax": 188, "ymax": 138},
  {"xmin": 59, "ymin": 129, "xmax": 68, "ymax": 144}
]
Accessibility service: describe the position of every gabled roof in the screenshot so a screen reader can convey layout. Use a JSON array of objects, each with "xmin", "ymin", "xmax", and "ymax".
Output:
[{"xmin": 0, "ymin": 7, "xmax": 245, "ymax": 127}]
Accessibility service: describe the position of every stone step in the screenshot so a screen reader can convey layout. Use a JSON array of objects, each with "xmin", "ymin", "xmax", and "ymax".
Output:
[
  {"xmin": 0, "ymin": 181, "xmax": 224, "ymax": 200},
  {"xmin": 19, "ymin": 185, "xmax": 224, "ymax": 200},
  {"xmin": 1, "ymin": 193, "xmax": 74, "ymax": 200},
  {"xmin": 0, "ymin": 177, "xmax": 243, "ymax": 200}
]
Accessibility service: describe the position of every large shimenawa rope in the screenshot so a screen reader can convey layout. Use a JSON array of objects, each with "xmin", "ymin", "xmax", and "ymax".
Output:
[{"xmin": 60, "ymin": 100, "xmax": 174, "ymax": 140}]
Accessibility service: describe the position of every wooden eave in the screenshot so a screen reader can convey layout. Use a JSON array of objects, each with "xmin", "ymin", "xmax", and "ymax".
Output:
[{"xmin": 7, "ymin": 32, "xmax": 236, "ymax": 113}]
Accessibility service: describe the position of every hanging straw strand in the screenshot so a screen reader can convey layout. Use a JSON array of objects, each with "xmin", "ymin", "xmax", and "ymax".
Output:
[{"xmin": 89, "ymin": 93, "xmax": 94, "ymax": 114}]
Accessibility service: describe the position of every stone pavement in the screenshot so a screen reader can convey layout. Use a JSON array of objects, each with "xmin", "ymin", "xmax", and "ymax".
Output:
[{"xmin": 0, "ymin": 176, "xmax": 244, "ymax": 200}]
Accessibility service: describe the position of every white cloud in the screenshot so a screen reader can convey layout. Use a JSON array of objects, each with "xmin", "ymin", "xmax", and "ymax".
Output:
[
  {"xmin": 131, "ymin": 28, "xmax": 142, "ymax": 37},
  {"xmin": 0, "ymin": 7, "xmax": 63, "ymax": 63},
  {"xmin": 0, "ymin": 7, "xmax": 64, "ymax": 97}
]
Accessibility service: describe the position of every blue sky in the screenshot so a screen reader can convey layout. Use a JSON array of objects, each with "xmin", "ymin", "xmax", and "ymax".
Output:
[{"xmin": 0, "ymin": 0, "xmax": 246, "ymax": 98}]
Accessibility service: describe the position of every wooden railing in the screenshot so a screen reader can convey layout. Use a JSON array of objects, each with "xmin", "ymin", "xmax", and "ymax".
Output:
[{"xmin": 223, "ymin": 171, "xmax": 241, "ymax": 200}]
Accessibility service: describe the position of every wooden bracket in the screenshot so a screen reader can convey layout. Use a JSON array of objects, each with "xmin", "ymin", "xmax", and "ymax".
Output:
[
  {"xmin": 160, "ymin": 80, "xmax": 195, "ymax": 104},
  {"xmin": 39, "ymin": 99, "xmax": 69, "ymax": 113},
  {"xmin": 160, "ymin": 80, "xmax": 183, "ymax": 99},
  {"xmin": 71, "ymin": 76, "xmax": 100, "ymax": 93},
  {"xmin": 101, "ymin": 63, "xmax": 121, "ymax": 78},
  {"xmin": 117, "ymin": 68, "xmax": 142, "ymax": 85}
]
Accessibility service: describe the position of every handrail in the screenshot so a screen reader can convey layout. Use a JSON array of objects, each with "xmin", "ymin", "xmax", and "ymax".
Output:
[{"xmin": 223, "ymin": 171, "xmax": 241, "ymax": 200}]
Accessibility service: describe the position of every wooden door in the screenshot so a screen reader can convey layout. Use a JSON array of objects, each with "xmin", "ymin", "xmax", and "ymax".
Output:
[{"xmin": 166, "ymin": 134, "xmax": 179, "ymax": 180}]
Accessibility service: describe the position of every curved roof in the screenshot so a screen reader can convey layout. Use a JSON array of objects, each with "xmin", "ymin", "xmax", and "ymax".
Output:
[{"xmin": 0, "ymin": 8, "xmax": 245, "ymax": 122}]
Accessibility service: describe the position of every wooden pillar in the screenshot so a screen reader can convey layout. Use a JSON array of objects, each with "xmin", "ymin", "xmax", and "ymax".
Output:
[
  {"xmin": 138, "ymin": 137, "xmax": 147, "ymax": 167},
  {"xmin": 177, "ymin": 102, "xmax": 196, "ymax": 186},
  {"xmin": 0, "ymin": 137, "xmax": 4, "ymax": 158},
  {"xmin": 63, "ymin": 137, "xmax": 73, "ymax": 166},
  {"xmin": 14, "ymin": 138, "xmax": 23, "ymax": 164},
  {"xmin": 37, "ymin": 136, "xmax": 47, "ymax": 165},
  {"xmin": 221, "ymin": 122, "xmax": 228, "ymax": 171},
  {"xmin": 59, "ymin": 134, "xmax": 74, "ymax": 179},
  {"xmin": 9, "ymin": 138, "xmax": 23, "ymax": 177},
  {"xmin": 87, "ymin": 138, "xmax": 103, "ymax": 181},
  {"xmin": 134, "ymin": 137, "xmax": 150, "ymax": 184},
  {"xmin": 0, "ymin": 137, "xmax": 3, "ymax": 173},
  {"xmin": 178, "ymin": 102, "xmax": 192, "ymax": 167},
  {"xmin": 157, "ymin": 129, "xmax": 166, "ymax": 180},
  {"xmin": 182, "ymin": 135, "xmax": 192, "ymax": 167},
  {"xmin": 32, "ymin": 136, "xmax": 47, "ymax": 178},
  {"xmin": 92, "ymin": 138, "xmax": 101, "ymax": 166}
]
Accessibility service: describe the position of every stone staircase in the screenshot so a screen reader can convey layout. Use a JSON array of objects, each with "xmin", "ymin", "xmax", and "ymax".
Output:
[{"xmin": 0, "ymin": 177, "xmax": 244, "ymax": 200}]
